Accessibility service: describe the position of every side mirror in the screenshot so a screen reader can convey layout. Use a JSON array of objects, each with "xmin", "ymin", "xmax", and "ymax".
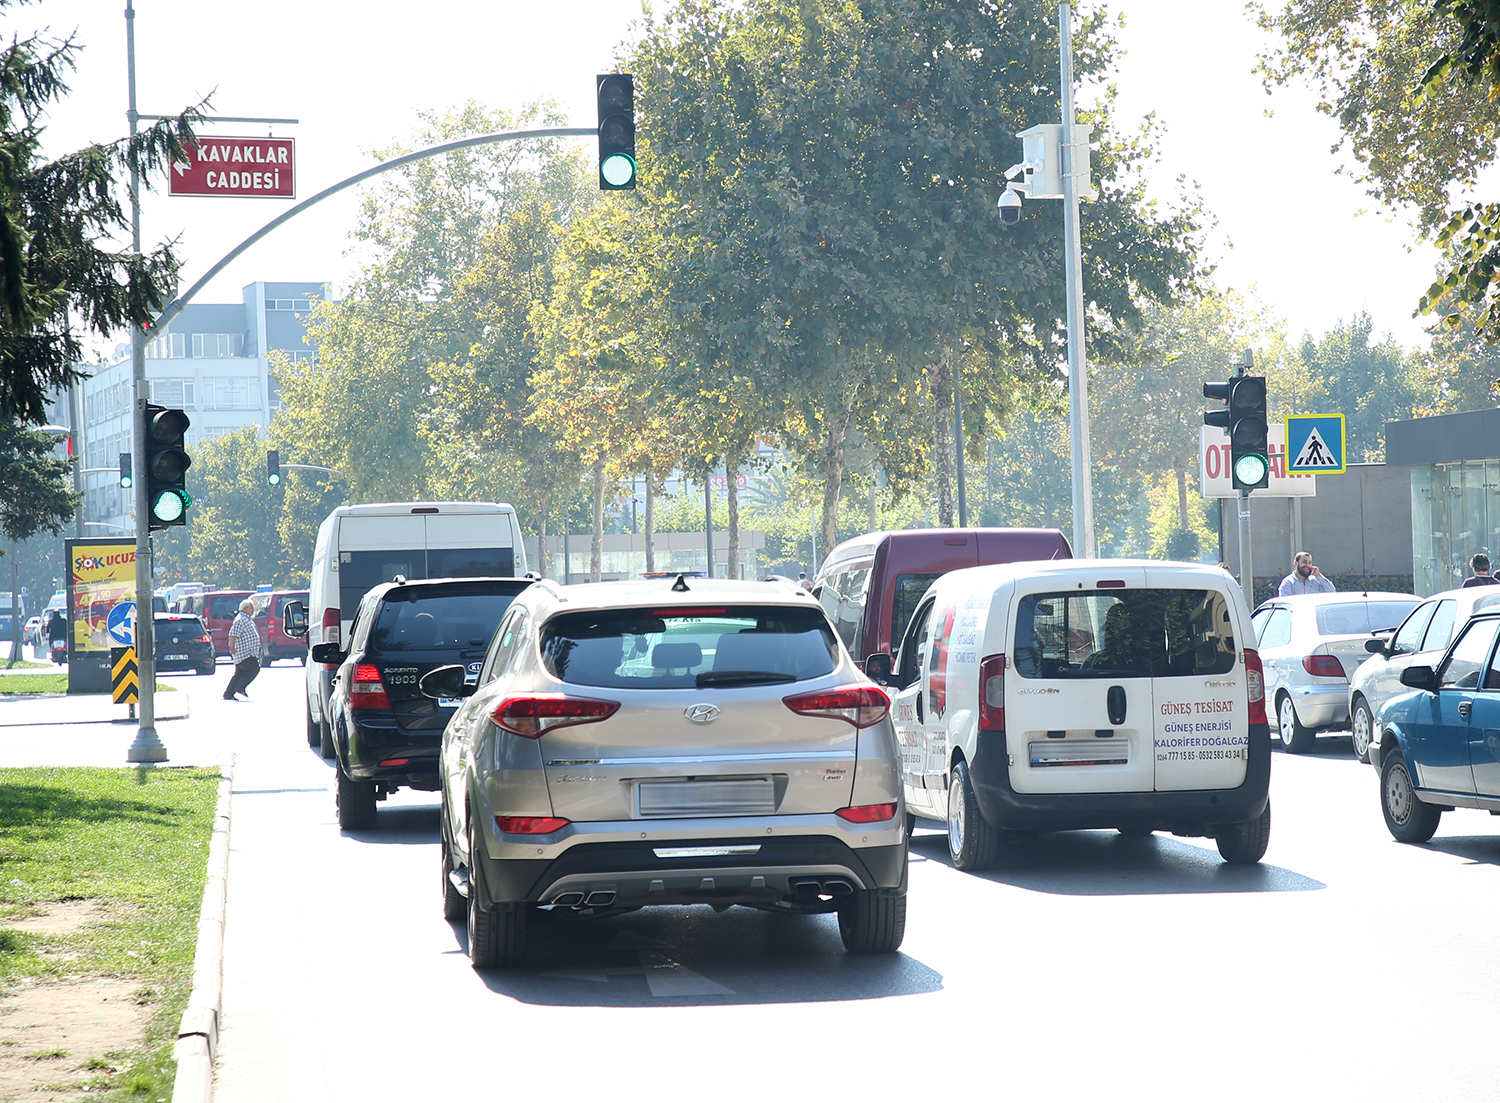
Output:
[
  {"xmin": 419, "ymin": 664, "xmax": 473, "ymax": 700},
  {"xmin": 311, "ymin": 642, "xmax": 345, "ymax": 665},
  {"xmin": 864, "ymin": 653, "xmax": 893, "ymax": 685},
  {"xmin": 1400, "ymin": 665, "xmax": 1436, "ymax": 690},
  {"xmin": 1365, "ymin": 637, "xmax": 1387, "ymax": 654},
  {"xmin": 283, "ymin": 600, "xmax": 309, "ymax": 638}
]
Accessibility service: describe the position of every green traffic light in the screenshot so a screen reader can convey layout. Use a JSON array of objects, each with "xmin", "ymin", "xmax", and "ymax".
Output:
[
  {"xmin": 149, "ymin": 488, "xmax": 191, "ymax": 523},
  {"xmin": 268, "ymin": 473, "xmax": 281, "ymax": 486},
  {"xmin": 1234, "ymin": 453, "xmax": 1269, "ymax": 486},
  {"xmin": 120, "ymin": 474, "xmax": 133, "ymax": 489},
  {"xmin": 601, "ymin": 152, "xmax": 636, "ymax": 188}
]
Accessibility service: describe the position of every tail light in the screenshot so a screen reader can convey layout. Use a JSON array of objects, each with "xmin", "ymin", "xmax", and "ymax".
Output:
[
  {"xmin": 198, "ymin": 634, "xmax": 211, "ymax": 644},
  {"xmin": 350, "ymin": 663, "xmax": 391, "ymax": 710},
  {"xmin": 783, "ymin": 685, "xmax": 890, "ymax": 728},
  {"xmin": 492, "ymin": 694, "xmax": 620, "ymax": 738},
  {"xmin": 836, "ymin": 803, "xmax": 898, "ymax": 823},
  {"xmin": 979, "ymin": 654, "xmax": 1005, "ymax": 731},
  {"xmin": 1303, "ymin": 654, "xmax": 1346, "ymax": 679},
  {"xmin": 496, "ymin": 816, "xmax": 571, "ymax": 835},
  {"xmin": 1245, "ymin": 648, "xmax": 1267, "ymax": 726},
  {"xmin": 322, "ymin": 607, "xmax": 341, "ymax": 645}
]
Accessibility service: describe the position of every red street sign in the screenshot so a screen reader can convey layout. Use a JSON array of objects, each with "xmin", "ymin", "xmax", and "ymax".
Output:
[{"xmin": 170, "ymin": 136, "xmax": 295, "ymax": 198}]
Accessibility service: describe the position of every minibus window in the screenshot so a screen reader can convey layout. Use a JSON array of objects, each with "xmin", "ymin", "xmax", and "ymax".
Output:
[
  {"xmin": 893, "ymin": 573, "xmax": 942, "ymax": 647},
  {"xmin": 1014, "ymin": 588, "xmax": 1236, "ymax": 679}
]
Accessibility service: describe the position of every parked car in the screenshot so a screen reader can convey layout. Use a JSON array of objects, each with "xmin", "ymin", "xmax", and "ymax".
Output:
[
  {"xmin": 23, "ymin": 615, "xmax": 41, "ymax": 649},
  {"xmin": 428, "ymin": 576, "xmax": 907, "ymax": 969},
  {"xmin": 1348, "ymin": 586, "xmax": 1500, "ymax": 762},
  {"xmin": 178, "ymin": 590, "xmax": 254, "ymax": 657},
  {"xmin": 253, "ymin": 589, "xmax": 310, "ymax": 665},
  {"xmin": 310, "ymin": 576, "xmax": 532, "ymax": 827},
  {"xmin": 1250, "ymin": 591, "xmax": 1420, "ymax": 754},
  {"xmin": 867, "ymin": 559, "xmax": 1271, "ymax": 865},
  {"xmin": 153, "ymin": 613, "xmax": 215, "ymax": 676},
  {"xmin": 1368, "ymin": 610, "xmax": 1500, "ymax": 842}
]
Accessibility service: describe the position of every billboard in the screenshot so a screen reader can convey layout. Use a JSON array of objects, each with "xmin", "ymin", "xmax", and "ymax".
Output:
[{"xmin": 65, "ymin": 538, "xmax": 137, "ymax": 654}]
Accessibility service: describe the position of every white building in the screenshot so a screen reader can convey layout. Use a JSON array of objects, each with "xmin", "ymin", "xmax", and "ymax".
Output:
[{"xmin": 78, "ymin": 280, "xmax": 328, "ymax": 530}]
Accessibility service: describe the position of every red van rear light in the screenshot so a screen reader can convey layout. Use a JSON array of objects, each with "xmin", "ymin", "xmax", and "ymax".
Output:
[
  {"xmin": 783, "ymin": 685, "xmax": 890, "ymax": 728},
  {"xmin": 836, "ymin": 803, "xmax": 898, "ymax": 823},
  {"xmin": 1245, "ymin": 648, "xmax": 1267, "ymax": 726},
  {"xmin": 496, "ymin": 816, "xmax": 571, "ymax": 835},
  {"xmin": 1302, "ymin": 654, "xmax": 1346, "ymax": 679},
  {"xmin": 350, "ymin": 663, "xmax": 391, "ymax": 710},
  {"xmin": 491, "ymin": 694, "xmax": 620, "ymax": 738},
  {"xmin": 979, "ymin": 654, "xmax": 1005, "ymax": 731}
]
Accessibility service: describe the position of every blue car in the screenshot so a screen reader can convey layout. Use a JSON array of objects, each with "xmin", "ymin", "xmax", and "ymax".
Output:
[{"xmin": 1370, "ymin": 610, "xmax": 1500, "ymax": 842}]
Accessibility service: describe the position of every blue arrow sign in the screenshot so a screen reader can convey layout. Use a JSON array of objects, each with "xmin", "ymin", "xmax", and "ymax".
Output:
[
  {"xmin": 106, "ymin": 601, "xmax": 137, "ymax": 647},
  {"xmin": 1286, "ymin": 414, "xmax": 1346, "ymax": 474}
]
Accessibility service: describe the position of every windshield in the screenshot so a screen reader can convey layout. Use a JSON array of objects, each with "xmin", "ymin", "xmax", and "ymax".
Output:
[
  {"xmin": 540, "ymin": 605, "xmax": 838, "ymax": 689},
  {"xmin": 1015, "ymin": 588, "xmax": 1237, "ymax": 679}
]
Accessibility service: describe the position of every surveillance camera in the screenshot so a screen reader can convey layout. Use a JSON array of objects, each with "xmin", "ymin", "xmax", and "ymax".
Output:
[
  {"xmin": 1004, "ymin": 162, "xmax": 1027, "ymax": 181},
  {"xmin": 998, "ymin": 188, "xmax": 1022, "ymax": 225}
]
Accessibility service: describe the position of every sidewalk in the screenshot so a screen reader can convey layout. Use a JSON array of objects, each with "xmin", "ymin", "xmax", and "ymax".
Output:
[{"xmin": 0, "ymin": 680, "xmax": 221, "ymax": 767}]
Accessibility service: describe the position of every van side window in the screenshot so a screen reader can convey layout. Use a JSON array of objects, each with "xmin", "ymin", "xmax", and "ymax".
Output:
[
  {"xmin": 1015, "ymin": 588, "xmax": 1237, "ymax": 679},
  {"xmin": 892, "ymin": 573, "xmax": 942, "ymax": 652},
  {"xmin": 819, "ymin": 567, "xmax": 869, "ymax": 655},
  {"xmin": 897, "ymin": 600, "xmax": 934, "ymax": 689}
]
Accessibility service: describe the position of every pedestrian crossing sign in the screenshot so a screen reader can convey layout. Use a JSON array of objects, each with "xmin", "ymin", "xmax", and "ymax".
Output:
[{"xmin": 1286, "ymin": 414, "xmax": 1346, "ymax": 474}]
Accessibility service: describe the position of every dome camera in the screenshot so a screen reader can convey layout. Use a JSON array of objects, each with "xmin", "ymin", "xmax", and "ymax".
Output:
[{"xmin": 997, "ymin": 188, "xmax": 1022, "ymax": 225}]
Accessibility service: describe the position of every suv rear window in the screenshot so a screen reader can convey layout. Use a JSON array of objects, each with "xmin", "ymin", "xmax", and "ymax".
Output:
[
  {"xmin": 157, "ymin": 617, "xmax": 206, "ymax": 643},
  {"xmin": 541, "ymin": 606, "xmax": 838, "ymax": 689},
  {"xmin": 367, "ymin": 584, "xmax": 520, "ymax": 653},
  {"xmin": 1015, "ymin": 588, "xmax": 1236, "ymax": 679}
]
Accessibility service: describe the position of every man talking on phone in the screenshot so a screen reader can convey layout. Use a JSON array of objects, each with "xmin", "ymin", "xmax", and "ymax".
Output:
[{"xmin": 1278, "ymin": 551, "xmax": 1336, "ymax": 597}]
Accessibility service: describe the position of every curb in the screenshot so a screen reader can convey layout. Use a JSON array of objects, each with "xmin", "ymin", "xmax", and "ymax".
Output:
[{"xmin": 172, "ymin": 756, "xmax": 235, "ymax": 1103}]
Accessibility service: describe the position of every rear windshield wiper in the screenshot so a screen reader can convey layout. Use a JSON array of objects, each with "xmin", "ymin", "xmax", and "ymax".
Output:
[{"xmin": 696, "ymin": 670, "xmax": 798, "ymax": 687}]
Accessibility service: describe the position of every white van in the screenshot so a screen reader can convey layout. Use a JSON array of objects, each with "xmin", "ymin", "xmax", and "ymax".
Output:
[
  {"xmin": 302, "ymin": 502, "xmax": 528, "ymax": 753},
  {"xmin": 868, "ymin": 559, "xmax": 1271, "ymax": 866}
]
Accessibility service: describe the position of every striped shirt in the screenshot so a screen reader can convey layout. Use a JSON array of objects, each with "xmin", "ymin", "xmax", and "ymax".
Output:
[{"xmin": 229, "ymin": 611, "xmax": 261, "ymax": 663}]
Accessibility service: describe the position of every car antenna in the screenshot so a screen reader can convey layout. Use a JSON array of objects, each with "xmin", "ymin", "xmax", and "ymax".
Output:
[{"xmin": 671, "ymin": 573, "xmax": 690, "ymax": 592}]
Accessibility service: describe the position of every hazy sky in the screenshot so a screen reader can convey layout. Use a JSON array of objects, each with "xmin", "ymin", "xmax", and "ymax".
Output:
[{"xmin": 20, "ymin": 1, "xmax": 1442, "ymax": 356}]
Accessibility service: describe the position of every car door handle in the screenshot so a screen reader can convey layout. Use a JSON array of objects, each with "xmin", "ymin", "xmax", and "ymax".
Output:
[
  {"xmin": 1459, "ymin": 700, "xmax": 1472, "ymax": 718},
  {"xmin": 1107, "ymin": 685, "xmax": 1127, "ymax": 726},
  {"xmin": 916, "ymin": 692, "xmax": 924, "ymax": 724}
]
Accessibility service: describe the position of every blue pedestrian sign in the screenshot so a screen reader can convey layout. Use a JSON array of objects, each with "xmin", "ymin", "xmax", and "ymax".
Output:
[
  {"xmin": 1286, "ymin": 414, "xmax": 1346, "ymax": 474},
  {"xmin": 106, "ymin": 601, "xmax": 137, "ymax": 647}
]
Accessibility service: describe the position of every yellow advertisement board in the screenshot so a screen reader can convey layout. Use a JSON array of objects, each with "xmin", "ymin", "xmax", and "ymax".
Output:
[{"xmin": 66, "ymin": 538, "xmax": 136, "ymax": 654}]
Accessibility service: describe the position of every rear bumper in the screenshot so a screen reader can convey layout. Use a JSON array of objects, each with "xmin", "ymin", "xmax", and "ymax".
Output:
[
  {"xmin": 343, "ymin": 714, "xmax": 441, "ymax": 786},
  {"xmin": 1289, "ymin": 683, "xmax": 1348, "ymax": 728},
  {"xmin": 968, "ymin": 724, "xmax": 1272, "ymax": 834}
]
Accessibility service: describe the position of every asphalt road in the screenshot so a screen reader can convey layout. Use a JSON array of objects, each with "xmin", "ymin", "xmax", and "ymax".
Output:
[{"xmin": 207, "ymin": 664, "xmax": 1500, "ymax": 1102}]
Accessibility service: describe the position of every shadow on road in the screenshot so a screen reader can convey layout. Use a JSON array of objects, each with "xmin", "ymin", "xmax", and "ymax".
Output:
[
  {"xmin": 1421, "ymin": 834, "xmax": 1500, "ymax": 866},
  {"xmin": 909, "ymin": 828, "xmax": 1325, "ymax": 895},
  {"xmin": 336, "ymin": 801, "xmax": 441, "ymax": 844},
  {"xmin": 458, "ymin": 905, "xmax": 943, "ymax": 1007}
]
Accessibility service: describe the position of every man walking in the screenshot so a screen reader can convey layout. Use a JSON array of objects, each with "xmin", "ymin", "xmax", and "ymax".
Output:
[
  {"xmin": 1463, "ymin": 552, "xmax": 1500, "ymax": 587},
  {"xmin": 224, "ymin": 598, "xmax": 261, "ymax": 700},
  {"xmin": 1278, "ymin": 551, "xmax": 1336, "ymax": 597}
]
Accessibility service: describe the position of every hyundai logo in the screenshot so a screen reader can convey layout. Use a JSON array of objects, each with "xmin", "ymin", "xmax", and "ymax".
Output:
[{"xmin": 685, "ymin": 703, "xmax": 721, "ymax": 724}]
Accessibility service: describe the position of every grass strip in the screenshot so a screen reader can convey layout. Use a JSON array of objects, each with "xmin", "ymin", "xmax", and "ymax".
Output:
[
  {"xmin": 0, "ymin": 675, "xmax": 176, "ymax": 695},
  {"xmin": 0, "ymin": 766, "xmax": 220, "ymax": 1099}
]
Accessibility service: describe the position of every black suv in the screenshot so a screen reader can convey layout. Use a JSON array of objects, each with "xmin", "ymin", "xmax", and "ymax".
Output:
[
  {"xmin": 154, "ymin": 613, "xmax": 215, "ymax": 676},
  {"xmin": 312, "ymin": 577, "xmax": 531, "ymax": 829}
]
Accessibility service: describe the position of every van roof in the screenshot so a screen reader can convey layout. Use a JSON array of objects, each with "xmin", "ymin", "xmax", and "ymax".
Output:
[
  {"xmin": 820, "ymin": 527, "xmax": 1068, "ymax": 570},
  {"xmin": 330, "ymin": 501, "xmax": 515, "ymax": 518},
  {"xmin": 945, "ymin": 558, "xmax": 1237, "ymax": 587}
]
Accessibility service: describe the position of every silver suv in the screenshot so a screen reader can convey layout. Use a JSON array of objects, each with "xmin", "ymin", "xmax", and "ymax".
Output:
[{"xmin": 423, "ymin": 577, "xmax": 908, "ymax": 968}]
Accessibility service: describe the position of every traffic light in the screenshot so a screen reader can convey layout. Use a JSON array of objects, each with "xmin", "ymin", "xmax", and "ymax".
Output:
[
  {"xmin": 597, "ymin": 74, "xmax": 636, "ymax": 190},
  {"xmin": 142, "ymin": 402, "xmax": 192, "ymax": 528},
  {"xmin": 267, "ymin": 449, "xmax": 281, "ymax": 486},
  {"xmin": 119, "ymin": 452, "xmax": 132, "ymax": 489},
  {"xmin": 1203, "ymin": 375, "xmax": 1269, "ymax": 491}
]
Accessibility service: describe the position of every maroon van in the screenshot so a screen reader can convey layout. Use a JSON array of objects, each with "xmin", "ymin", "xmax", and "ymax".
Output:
[
  {"xmin": 813, "ymin": 528, "xmax": 1072, "ymax": 668},
  {"xmin": 253, "ymin": 589, "xmax": 310, "ymax": 664},
  {"xmin": 180, "ymin": 590, "xmax": 254, "ymax": 658}
]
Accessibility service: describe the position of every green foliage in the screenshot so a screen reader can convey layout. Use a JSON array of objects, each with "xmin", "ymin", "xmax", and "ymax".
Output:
[
  {"xmin": 0, "ymin": 421, "xmax": 77, "ymax": 543},
  {"xmin": 1294, "ymin": 313, "xmax": 1418, "ymax": 461}
]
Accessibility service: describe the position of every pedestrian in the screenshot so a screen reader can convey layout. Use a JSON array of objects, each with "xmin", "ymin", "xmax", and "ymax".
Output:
[
  {"xmin": 798, "ymin": 572, "xmax": 813, "ymax": 591},
  {"xmin": 1278, "ymin": 551, "xmax": 1336, "ymax": 597},
  {"xmin": 1462, "ymin": 552, "xmax": 1500, "ymax": 587},
  {"xmin": 224, "ymin": 598, "xmax": 261, "ymax": 700}
]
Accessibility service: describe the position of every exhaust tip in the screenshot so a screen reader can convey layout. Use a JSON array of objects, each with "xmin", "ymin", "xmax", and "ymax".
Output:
[
  {"xmin": 552, "ymin": 891, "xmax": 585, "ymax": 907},
  {"xmin": 585, "ymin": 890, "xmax": 616, "ymax": 907},
  {"xmin": 792, "ymin": 880, "xmax": 822, "ymax": 895},
  {"xmin": 824, "ymin": 880, "xmax": 853, "ymax": 896}
]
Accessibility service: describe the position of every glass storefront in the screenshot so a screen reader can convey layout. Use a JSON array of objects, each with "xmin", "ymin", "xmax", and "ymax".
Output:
[{"xmin": 1412, "ymin": 460, "xmax": 1500, "ymax": 595}]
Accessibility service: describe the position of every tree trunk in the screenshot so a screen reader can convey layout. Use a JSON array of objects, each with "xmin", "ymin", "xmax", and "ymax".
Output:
[
  {"xmin": 868, "ymin": 467, "xmax": 879, "ymax": 532},
  {"xmin": 820, "ymin": 422, "xmax": 847, "ymax": 566},
  {"xmin": 1176, "ymin": 465, "xmax": 1189, "ymax": 533},
  {"xmin": 931, "ymin": 350, "xmax": 955, "ymax": 527},
  {"xmin": 536, "ymin": 499, "xmax": 549, "ymax": 580},
  {"xmin": 727, "ymin": 457, "xmax": 741, "ymax": 580},
  {"xmin": 590, "ymin": 452, "xmax": 606, "ymax": 583},
  {"xmin": 644, "ymin": 481, "xmax": 655, "ymax": 573}
]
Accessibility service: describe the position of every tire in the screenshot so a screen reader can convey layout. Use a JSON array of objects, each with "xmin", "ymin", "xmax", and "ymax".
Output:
[
  {"xmin": 197, "ymin": 663, "xmax": 214, "ymax": 676},
  {"xmin": 1277, "ymin": 693, "xmax": 1315, "ymax": 754},
  {"xmin": 440, "ymin": 824, "xmax": 466, "ymax": 922},
  {"xmin": 836, "ymin": 889, "xmax": 906, "ymax": 954},
  {"xmin": 1216, "ymin": 800, "xmax": 1271, "ymax": 864},
  {"xmin": 336, "ymin": 767, "xmax": 377, "ymax": 830},
  {"xmin": 947, "ymin": 760, "xmax": 1001, "ymax": 871},
  {"xmin": 466, "ymin": 817, "xmax": 528, "ymax": 968},
  {"xmin": 1380, "ymin": 750, "xmax": 1442, "ymax": 843},
  {"xmin": 318, "ymin": 714, "xmax": 336, "ymax": 759},
  {"xmin": 903, "ymin": 812, "xmax": 917, "ymax": 837},
  {"xmin": 1350, "ymin": 697, "xmax": 1375, "ymax": 763},
  {"xmin": 306, "ymin": 706, "xmax": 321, "ymax": 748}
]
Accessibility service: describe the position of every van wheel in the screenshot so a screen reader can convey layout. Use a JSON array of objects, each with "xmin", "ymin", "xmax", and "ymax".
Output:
[
  {"xmin": 318, "ymin": 715, "xmax": 336, "ymax": 759},
  {"xmin": 1350, "ymin": 697, "xmax": 1374, "ymax": 763},
  {"xmin": 1216, "ymin": 800, "xmax": 1271, "ymax": 864},
  {"xmin": 1277, "ymin": 694, "xmax": 1315, "ymax": 754},
  {"xmin": 836, "ymin": 889, "xmax": 905, "ymax": 953},
  {"xmin": 467, "ymin": 818, "xmax": 528, "ymax": 968},
  {"xmin": 947, "ymin": 761, "xmax": 1001, "ymax": 871},
  {"xmin": 336, "ymin": 767, "xmax": 377, "ymax": 830},
  {"xmin": 1381, "ymin": 751, "xmax": 1441, "ymax": 843}
]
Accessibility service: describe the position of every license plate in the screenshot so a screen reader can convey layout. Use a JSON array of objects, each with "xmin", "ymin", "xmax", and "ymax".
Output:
[
  {"xmin": 164, "ymin": 653, "xmax": 188, "ymax": 661},
  {"xmin": 438, "ymin": 697, "xmax": 463, "ymax": 708},
  {"xmin": 638, "ymin": 777, "xmax": 775, "ymax": 817}
]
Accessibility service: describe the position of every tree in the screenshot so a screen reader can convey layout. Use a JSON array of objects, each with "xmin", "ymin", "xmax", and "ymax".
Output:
[
  {"xmin": 0, "ymin": 6, "xmax": 201, "ymax": 424},
  {"xmin": 0, "ymin": 422, "xmax": 76, "ymax": 543},
  {"xmin": 1294, "ymin": 313, "xmax": 1418, "ymax": 461}
]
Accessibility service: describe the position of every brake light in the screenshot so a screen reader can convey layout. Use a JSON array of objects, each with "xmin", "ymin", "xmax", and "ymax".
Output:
[
  {"xmin": 1303, "ymin": 654, "xmax": 1346, "ymax": 679},
  {"xmin": 379, "ymin": 758, "xmax": 410, "ymax": 766},
  {"xmin": 496, "ymin": 815, "xmax": 571, "ymax": 835},
  {"xmin": 1245, "ymin": 648, "xmax": 1267, "ymax": 726},
  {"xmin": 350, "ymin": 663, "xmax": 391, "ymax": 710},
  {"xmin": 783, "ymin": 685, "xmax": 890, "ymax": 728},
  {"xmin": 979, "ymin": 654, "xmax": 1005, "ymax": 731},
  {"xmin": 836, "ymin": 803, "xmax": 898, "ymax": 823},
  {"xmin": 491, "ymin": 694, "xmax": 620, "ymax": 738},
  {"xmin": 198, "ymin": 634, "xmax": 211, "ymax": 644}
]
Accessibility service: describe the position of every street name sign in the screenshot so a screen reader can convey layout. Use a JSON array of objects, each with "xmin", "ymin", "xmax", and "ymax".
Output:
[
  {"xmin": 1286, "ymin": 414, "xmax": 1347, "ymax": 474},
  {"xmin": 1199, "ymin": 425, "xmax": 1316, "ymax": 498},
  {"xmin": 170, "ymin": 136, "xmax": 295, "ymax": 198}
]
